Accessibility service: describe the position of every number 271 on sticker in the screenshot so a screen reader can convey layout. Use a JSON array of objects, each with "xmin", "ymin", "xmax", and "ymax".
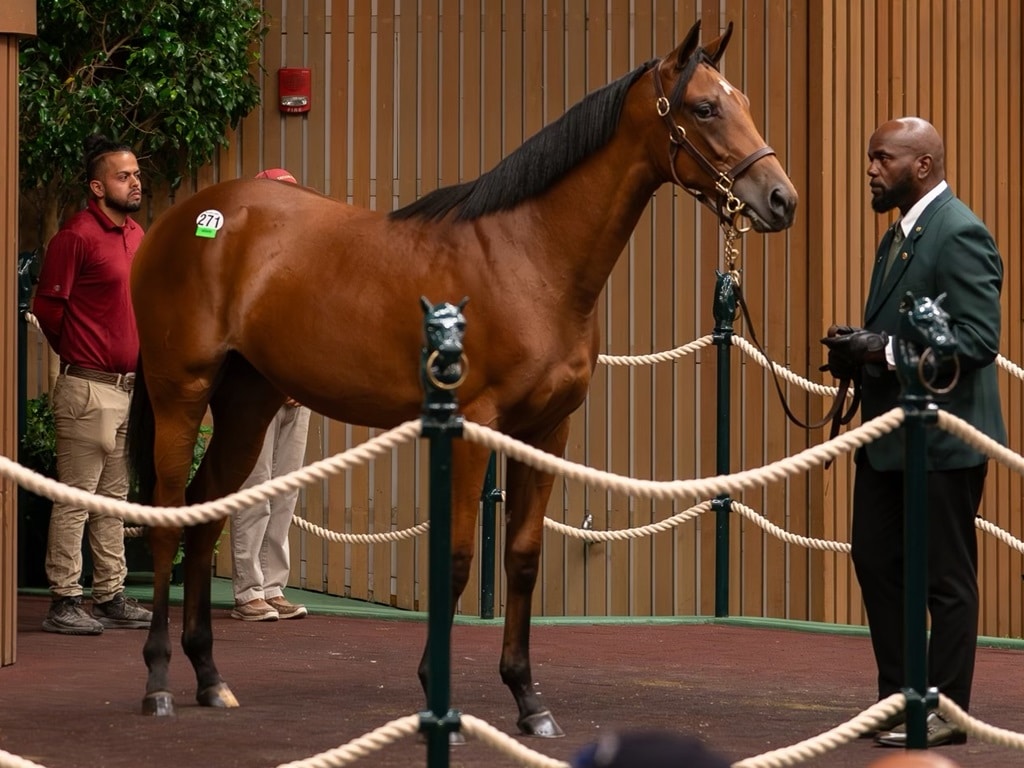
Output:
[{"xmin": 196, "ymin": 210, "xmax": 224, "ymax": 230}]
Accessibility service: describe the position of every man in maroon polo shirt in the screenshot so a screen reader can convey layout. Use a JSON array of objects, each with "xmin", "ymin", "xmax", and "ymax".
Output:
[{"xmin": 33, "ymin": 134, "xmax": 154, "ymax": 635}]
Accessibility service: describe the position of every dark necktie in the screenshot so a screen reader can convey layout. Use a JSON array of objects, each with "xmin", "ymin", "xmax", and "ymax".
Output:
[{"xmin": 882, "ymin": 223, "xmax": 904, "ymax": 282}]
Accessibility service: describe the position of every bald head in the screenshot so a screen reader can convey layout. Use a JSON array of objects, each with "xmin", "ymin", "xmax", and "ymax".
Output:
[
  {"xmin": 876, "ymin": 117, "xmax": 946, "ymax": 176},
  {"xmin": 867, "ymin": 116, "xmax": 946, "ymax": 214},
  {"xmin": 867, "ymin": 752, "xmax": 962, "ymax": 768}
]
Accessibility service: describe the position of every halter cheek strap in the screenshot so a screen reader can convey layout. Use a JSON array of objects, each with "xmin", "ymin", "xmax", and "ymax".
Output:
[{"xmin": 652, "ymin": 62, "xmax": 776, "ymax": 223}]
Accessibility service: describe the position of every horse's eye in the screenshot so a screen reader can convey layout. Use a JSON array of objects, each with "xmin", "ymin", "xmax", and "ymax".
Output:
[{"xmin": 694, "ymin": 103, "xmax": 716, "ymax": 120}]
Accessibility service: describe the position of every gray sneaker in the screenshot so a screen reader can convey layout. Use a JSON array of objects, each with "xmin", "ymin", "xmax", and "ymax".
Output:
[
  {"xmin": 42, "ymin": 596, "xmax": 104, "ymax": 635},
  {"xmin": 92, "ymin": 593, "xmax": 153, "ymax": 629}
]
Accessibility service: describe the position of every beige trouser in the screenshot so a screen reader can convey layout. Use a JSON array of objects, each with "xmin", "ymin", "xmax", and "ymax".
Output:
[
  {"xmin": 45, "ymin": 374, "xmax": 131, "ymax": 601},
  {"xmin": 230, "ymin": 404, "xmax": 311, "ymax": 604}
]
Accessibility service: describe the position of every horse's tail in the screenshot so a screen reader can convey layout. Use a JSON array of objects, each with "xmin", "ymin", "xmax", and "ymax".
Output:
[{"xmin": 127, "ymin": 357, "xmax": 156, "ymax": 504}]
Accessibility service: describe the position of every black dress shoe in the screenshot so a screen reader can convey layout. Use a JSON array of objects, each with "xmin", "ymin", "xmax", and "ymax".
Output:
[
  {"xmin": 859, "ymin": 709, "xmax": 906, "ymax": 738},
  {"xmin": 875, "ymin": 712, "xmax": 967, "ymax": 747}
]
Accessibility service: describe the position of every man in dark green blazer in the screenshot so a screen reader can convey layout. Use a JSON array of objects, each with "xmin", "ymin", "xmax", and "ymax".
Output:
[{"xmin": 822, "ymin": 117, "xmax": 1006, "ymax": 748}]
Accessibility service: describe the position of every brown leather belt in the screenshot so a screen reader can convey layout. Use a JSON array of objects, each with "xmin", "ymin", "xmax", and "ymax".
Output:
[{"xmin": 60, "ymin": 363, "xmax": 135, "ymax": 392}]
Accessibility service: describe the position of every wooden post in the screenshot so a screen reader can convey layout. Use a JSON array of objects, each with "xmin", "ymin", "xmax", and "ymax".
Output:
[{"xmin": 0, "ymin": 0, "xmax": 38, "ymax": 668}]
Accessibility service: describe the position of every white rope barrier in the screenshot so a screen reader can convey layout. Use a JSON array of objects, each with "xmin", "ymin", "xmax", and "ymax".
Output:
[
  {"xmin": 272, "ymin": 715, "xmax": 421, "ymax": 768},
  {"xmin": 596, "ymin": 335, "xmax": 714, "ymax": 365},
  {"xmin": 291, "ymin": 514, "xmax": 429, "ymax": 544}
]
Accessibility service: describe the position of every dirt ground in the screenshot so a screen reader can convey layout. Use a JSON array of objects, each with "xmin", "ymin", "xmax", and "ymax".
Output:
[{"xmin": 2, "ymin": 594, "xmax": 1024, "ymax": 768}]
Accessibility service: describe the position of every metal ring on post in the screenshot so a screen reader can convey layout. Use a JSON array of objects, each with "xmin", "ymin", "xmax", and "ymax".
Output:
[
  {"xmin": 425, "ymin": 350, "xmax": 469, "ymax": 391},
  {"xmin": 918, "ymin": 348, "xmax": 960, "ymax": 395}
]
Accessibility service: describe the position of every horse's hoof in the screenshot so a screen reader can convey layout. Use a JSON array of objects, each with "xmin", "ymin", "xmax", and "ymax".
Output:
[
  {"xmin": 517, "ymin": 710, "xmax": 565, "ymax": 738},
  {"xmin": 196, "ymin": 682, "xmax": 240, "ymax": 708},
  {"xmin": 142, "ymin": 691, "xmax": 175, "ymax": 717}
]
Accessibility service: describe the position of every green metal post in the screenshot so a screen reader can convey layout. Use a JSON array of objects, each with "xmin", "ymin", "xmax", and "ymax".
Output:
[
  {"xmin": 712, "ymin": 271, "xmax": 737, "ymax": 618},
  {"xmin": 893, "ymin": 293, "xmax": 955, "ymax": 750},
  {"xmin": 901, "ymin": 402, "xmax": 938, "ymax": 749},
  {"xmin": 418, "ymin": 299, "xmax": 468, "ymax": 767},
  {"xmin": 478, "ymin": 451, "xmax": 500, "ymax": 620}
]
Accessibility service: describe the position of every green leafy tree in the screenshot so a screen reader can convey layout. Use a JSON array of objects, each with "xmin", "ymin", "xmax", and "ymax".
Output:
[{"xmin": 19, "ymin": 0, "xmax": 267, "ymax": 246}]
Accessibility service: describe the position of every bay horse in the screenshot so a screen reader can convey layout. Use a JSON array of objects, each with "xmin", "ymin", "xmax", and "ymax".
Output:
[{"xmin": 127, "ymin": 19, "xmax": 797, "ymax": 735}]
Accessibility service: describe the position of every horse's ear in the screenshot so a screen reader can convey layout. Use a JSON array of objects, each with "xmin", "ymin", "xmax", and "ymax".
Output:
[
  {"xmin": 672, "ymin": 19, "xmax": 702, "ymax": 70},
  {"xmin": 420, "ymin": 296, "xmax": 432, "ymax": 315},
  {"xmin": 703, "ymin": 21, "xmax": 734, "ymax": 67}
]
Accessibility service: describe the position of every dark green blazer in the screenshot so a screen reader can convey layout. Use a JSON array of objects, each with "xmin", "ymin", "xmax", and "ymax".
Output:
[{"xmin": 860, "ymin": 186, "xmax": 1006, "ymax": 471}]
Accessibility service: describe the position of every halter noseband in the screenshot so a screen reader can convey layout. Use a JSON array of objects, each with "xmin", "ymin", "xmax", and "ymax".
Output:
[{"xmin": 652, "ymin": 59, "xmax": 776, "ymax": 226}]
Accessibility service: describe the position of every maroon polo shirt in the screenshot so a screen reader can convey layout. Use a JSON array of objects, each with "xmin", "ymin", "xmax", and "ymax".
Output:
[{"xmin": 33, "ymin": 198, "xmax": 144, "ymax": 374}]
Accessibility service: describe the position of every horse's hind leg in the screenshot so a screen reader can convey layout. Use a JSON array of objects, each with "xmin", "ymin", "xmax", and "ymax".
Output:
[
  {"xmin": 142, "ymin": 523, "xmax": 184, "ymax": 715},
  {"xmin": 498, "ymin": 419, "xmax": 570, "ymax": 738},
  {"xmin": 181, "ymin": 358, "xmax": 284, "ymax": 709},
  {"xmin": 139, "ymin": 370, "xmax": 215, "ymax": 716}
]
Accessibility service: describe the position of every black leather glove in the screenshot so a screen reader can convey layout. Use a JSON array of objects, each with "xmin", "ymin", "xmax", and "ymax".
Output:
[{"xmin": 820, "ymin": 326, "xmax": 888, "ymax": 379}]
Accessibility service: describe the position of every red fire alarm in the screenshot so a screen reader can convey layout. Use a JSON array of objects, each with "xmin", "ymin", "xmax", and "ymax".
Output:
[{"xmin": 278, "ymin": 68, "xmax": 312, "ymax": 114}]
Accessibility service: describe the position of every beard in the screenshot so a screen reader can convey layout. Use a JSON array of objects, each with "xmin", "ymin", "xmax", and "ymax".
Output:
[
  {"xmin": 870, "ymin": 173, "xmax": 913, "ymax": 213},
  {"xmin": 105, "ymin": 193, "xmax": 143, "ymax": 214}
]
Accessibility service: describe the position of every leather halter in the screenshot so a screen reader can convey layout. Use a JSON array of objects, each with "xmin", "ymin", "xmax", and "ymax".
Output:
[{"xmin": 652, "ymin": 59, "xmax": 776, "ymax": 224}]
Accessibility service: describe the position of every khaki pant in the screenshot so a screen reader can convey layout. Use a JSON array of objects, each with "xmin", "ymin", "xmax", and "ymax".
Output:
[
  {"xmin": 230, "ymin": 404, "xmax": 311, "ymax": 604},
  {"xmin": 45, "ymin": 374, "xmax": 131, "ymax": 601}
]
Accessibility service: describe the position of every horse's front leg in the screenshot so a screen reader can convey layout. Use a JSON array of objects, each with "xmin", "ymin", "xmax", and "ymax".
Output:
[
  {"xmin": 142, "ymin": 525, "xmax": 181, "ymax": 716},
  {"xmin": 499, "ymin": 419, "xmax": 570, "ymax": 738},
  {"xmin": 181, "ymin": 519, "xmax": 237, "ymax": 708}
]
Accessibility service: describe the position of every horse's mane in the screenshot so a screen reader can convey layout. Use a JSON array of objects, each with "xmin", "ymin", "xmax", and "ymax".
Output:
[{"xmin": 389, "ymin": 59, "xmax": 659, "ymax": 223}]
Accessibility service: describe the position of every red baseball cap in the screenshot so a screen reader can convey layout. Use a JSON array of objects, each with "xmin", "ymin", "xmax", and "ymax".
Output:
[{"xmin": 255, "ymin": 168, "xmax": 298, "ymax": 184}]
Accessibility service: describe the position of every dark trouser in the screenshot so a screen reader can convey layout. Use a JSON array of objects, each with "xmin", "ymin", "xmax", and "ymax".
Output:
[{"xmin": 851, "ymin": 458, "xmax": 986, "ymax": 711}]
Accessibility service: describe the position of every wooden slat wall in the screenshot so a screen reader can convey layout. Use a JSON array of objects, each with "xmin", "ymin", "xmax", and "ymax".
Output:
[
  {"xmin": 3, "ymin": 0, "xmax": 38, "ymax": 664},
  {"xmin": 14, "ymin": 2, "xmax": 1023, "ymax": 638},
  {"xmin": 1, "ymin": 35, "xmax": 21, "ymax": 666},
  {"xmin": 815, "ymin": 0, "xmax": 1024, "ymax": 636}
]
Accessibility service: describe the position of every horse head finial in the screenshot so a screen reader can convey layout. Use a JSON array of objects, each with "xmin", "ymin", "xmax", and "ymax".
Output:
[
  {"xmin": 420, "ymin": 297, "xmax": 470, "ymax": 420},
  {"xmin": 895, "ymin": 292, "xmax": 960, "ymax": 398},
  {"xmin": 712, "ymin": 269, "xmax": 739, "ymax": 329}
]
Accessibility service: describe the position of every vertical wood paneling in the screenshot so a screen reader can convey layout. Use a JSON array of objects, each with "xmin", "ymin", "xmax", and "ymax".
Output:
[
  {"xmin": 1, "ymin": 31, "xmax": 23, "ymax": 665},
  {"xmin": 737, "ymin": 1, "xmax": 768, "ymax": 619}
]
